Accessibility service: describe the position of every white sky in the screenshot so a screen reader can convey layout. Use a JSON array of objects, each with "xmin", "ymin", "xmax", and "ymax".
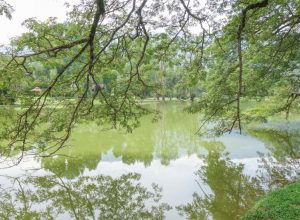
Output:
[
  {"xmin": 0, "ymin": 0, "xmax": 208, "ymax": 45},
  {"xmin": 0, "ymin": 0, "xmax": 80, "ymax": 44}
]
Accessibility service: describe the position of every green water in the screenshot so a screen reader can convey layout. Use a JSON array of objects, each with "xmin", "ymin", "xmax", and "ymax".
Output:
[{"xmin": 0, "ymin": 102, "xmax": 299, "ymax": 219}]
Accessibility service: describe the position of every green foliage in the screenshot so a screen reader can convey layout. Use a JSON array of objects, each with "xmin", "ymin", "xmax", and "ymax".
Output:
[
  {"xmin": 187, "ymin": 0, "xmax": 300, "ymax": 133},
  {"xmin": 0, "ymin": 0, "xmax": 300, "ymax": 160},
  {"xmin": 242, "ymin": 180, "xmax": 300, "ymax": 220}
]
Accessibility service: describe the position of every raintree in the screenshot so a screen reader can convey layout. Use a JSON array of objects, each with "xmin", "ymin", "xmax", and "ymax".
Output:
[{"xmin": 0, "ymin": 0, "xmax": 299, "ymax": 164}]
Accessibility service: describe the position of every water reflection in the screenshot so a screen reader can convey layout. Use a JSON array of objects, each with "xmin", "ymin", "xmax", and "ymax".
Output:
[
  {"xmin": 41, "ymin": 103, "xmax": 204, "ymax": 178},
  {"xmin": 178, "ymin": 144, "xmax": 264, "ymax": 220},
  {"xmin": 0, "ymin": 173, "xmax": 171, "ymax": 220},
  {"xmin": 248, "ymin": 125, "xmax": 300, "ymax": 189},
  {"xmin": 247, "ymin": 124, "xmax": 300, "ymax": 160},
  {"xmin": 178, "ymin": 125, "xmax": 300, "ymax": 219},
  {"xmin": 0, "ymin": 104, "xmax": 300, "ymax": 219}
]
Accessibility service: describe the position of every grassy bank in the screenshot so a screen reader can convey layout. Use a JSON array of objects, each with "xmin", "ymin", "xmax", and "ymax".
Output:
[{"xmin": 242, "ymin": 181, "xmax": 300, "ymax": 220}]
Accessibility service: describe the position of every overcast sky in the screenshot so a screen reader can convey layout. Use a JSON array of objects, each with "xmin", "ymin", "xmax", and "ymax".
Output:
[
  {"xmin": 0, "ymin": 0, "xmax": 206, "ymax": 45},
  {"xmin": 0, "ymin": 0, "xmax": 80, "ymax": 44}
]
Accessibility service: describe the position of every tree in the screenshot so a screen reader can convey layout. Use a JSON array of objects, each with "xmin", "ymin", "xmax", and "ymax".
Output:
[
  {"xmin": 0, "ymin": 0, "xmax": 13, "ymax": 19},
  {"xmin": 0, "ymin": 0, "xmax": 299, "ymax": 164}
]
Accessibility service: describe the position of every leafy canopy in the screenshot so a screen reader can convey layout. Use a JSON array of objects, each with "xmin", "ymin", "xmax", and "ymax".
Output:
[{"xmin": 0, "ymin": 0, "xmax": 299, "ymax": 164}]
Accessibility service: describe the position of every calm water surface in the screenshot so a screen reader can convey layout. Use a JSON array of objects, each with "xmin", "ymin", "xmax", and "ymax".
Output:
[{"xmin": 0, "ymin": 102, "xmax": 299, "ymax": 219}]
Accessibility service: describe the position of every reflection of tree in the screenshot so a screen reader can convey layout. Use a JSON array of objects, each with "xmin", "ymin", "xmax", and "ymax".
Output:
[
  {"xmin": 153, "ymin": 103, "xmax": 203, "ymax": 165},
  {"xmin": 42, "ymin": 153, "xmax": 101, "ymax": 179},
  {"xmin": 247, "ymin": 126, "xmax": 300, "ymax": 160},
  {"xmin": 247, "ymin": 126, "xmax": 300, "ymax": 189},
  {"xmin": 178, "ymin": 144, "xmax": 263, "ymax": 220},
  {"xmin": 257, "ymin": 155, "xmax": 300, "ymax": 190},
  {"xmin": 0, "ymin": 173, "xmax": 171, "ymax": 220},
  {"xmin": 41, "ymin": 103, "xmax": 203, "ymax": 177},
  {"xmin": 178, "ymin": 127, "xmax": 300, "ymax": 219}
]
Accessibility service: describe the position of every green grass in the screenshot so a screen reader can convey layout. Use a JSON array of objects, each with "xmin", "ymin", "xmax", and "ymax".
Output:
[{"xmin": 242, "ymin": 181, "xmax": 300, "ymax": 220}]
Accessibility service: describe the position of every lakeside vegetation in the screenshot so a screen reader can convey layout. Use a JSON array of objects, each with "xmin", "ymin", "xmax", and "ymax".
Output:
[
  {"xmin": 0, "ymin": 102, "xmax": 299, "ymax": 219},
  {"xmin": 0, "ymin": 0, "xmax": 300, "ymax": 219},
  {"xmin": 243, "ymin": 180, "xmax": 300, "ymax": 220},
  {"xmin": 0, "ymin": 0, "xmax": 299, "ymax": 161}
]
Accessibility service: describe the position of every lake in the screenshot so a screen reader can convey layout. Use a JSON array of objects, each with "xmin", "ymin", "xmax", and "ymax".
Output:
[{"xmin": 0, "ymin": 102, "xmax": 299, "ymax": 220}]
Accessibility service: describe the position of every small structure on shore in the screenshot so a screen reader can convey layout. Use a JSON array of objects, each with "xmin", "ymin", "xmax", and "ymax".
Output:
[{"xmin": 31, "ymin": 87, "xmax": 42, "ymax": 94}]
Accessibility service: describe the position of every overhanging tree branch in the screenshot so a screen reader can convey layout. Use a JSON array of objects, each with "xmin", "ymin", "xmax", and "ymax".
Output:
[{"xmin": 235, "ymin": 0, "xmax": 269, "ymax": 134}]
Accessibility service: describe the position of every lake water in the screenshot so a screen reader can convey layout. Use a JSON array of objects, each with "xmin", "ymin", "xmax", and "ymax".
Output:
[{"xmin": 0, "ymin": 102, "xmax": 299, "ymax": 220}]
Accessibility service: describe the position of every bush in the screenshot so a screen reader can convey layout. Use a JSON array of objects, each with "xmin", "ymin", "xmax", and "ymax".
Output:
[{"xmin": 242, "ymin": 181, "xmax": 300, "ymax": 220}]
